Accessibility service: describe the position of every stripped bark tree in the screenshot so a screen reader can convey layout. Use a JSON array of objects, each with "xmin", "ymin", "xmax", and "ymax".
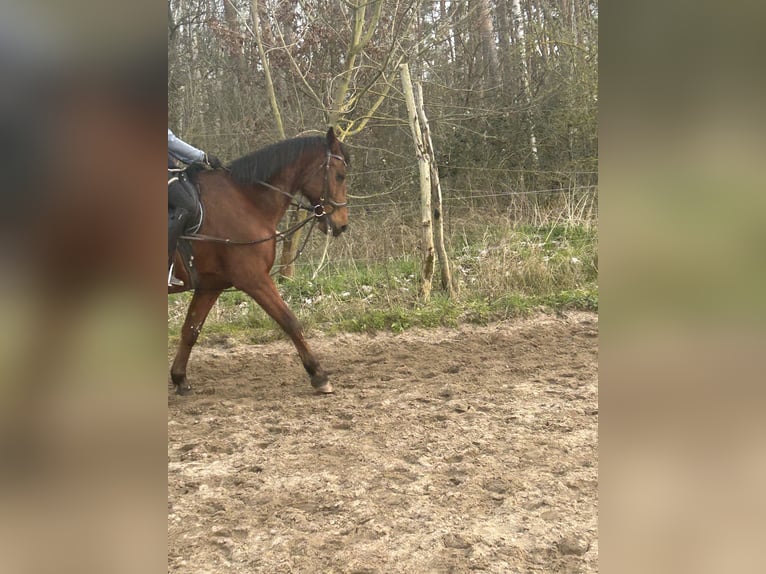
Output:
[
  {"xmin": 400, "ymin": 62, "xmax": 434, "ymax": 301},
  {"xmin": 416, "ymin": 83, "xmax": 455, "ymax": 297}
]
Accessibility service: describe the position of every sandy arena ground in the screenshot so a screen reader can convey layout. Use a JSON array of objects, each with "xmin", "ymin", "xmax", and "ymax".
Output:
[{"xmin": 168, "ymin": 311, "xmax": 598, "ymax": 573}]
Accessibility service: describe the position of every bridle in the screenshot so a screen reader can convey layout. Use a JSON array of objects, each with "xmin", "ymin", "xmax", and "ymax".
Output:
[
  {"xmin": 311, "ymin": 149, "xmax": 348, "ymax": 217},
  {"xmin": 253, "ymin": 148, "xmax": 347, "ymax": 217}
]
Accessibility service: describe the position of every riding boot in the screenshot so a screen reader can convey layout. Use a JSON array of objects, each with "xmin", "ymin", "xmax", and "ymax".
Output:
[{"xmin": 168, "ymin": 207, "xmax": 189, "ymax": 287}]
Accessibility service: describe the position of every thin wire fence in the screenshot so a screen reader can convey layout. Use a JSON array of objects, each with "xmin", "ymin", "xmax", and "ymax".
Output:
[{"xmin": 270, "ymin": 186, "xmax": 598, "ymax": 275}]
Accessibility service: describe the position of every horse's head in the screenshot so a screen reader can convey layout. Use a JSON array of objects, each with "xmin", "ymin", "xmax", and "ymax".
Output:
[{"xmin": 302, "ymin": 128, "xmax": 350, "ymax": 237}]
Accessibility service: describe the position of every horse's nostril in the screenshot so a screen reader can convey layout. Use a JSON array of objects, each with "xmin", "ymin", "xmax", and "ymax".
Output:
[{"xmin": 339, "ymin": 224, "xmax": 348, "ymax": 233}]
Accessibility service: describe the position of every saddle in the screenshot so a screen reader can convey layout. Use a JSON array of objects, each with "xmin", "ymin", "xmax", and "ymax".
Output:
[
  {"xmin": 168, "ymin": 168, "xmax": 202, "ymax": 221},
  {"xmin": 168, "ymin": 168, "xmax": 204, "ymax": 288}
]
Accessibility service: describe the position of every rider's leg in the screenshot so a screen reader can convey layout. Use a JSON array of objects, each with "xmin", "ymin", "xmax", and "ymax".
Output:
[
  {"xmin": 168, "ymin": 207, "xmax": 189, "ymax": 286},
  {"xmin": 168, "ymin": 176, "xmax": 191, "ymax": 286}
]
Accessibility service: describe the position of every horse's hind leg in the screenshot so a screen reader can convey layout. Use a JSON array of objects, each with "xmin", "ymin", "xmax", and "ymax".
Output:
[
  {"xmin": 170, "ymin": 289, "xmax": 222, "ymax": 395},
  {"xmin": 239, "ymin": 277, "xmax": 332, "ymax": 394}
]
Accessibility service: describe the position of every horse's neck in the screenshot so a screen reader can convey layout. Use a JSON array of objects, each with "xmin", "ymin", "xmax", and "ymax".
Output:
[
  {"xmin": 258, "ymin": 171, "xmax": 302, "ymax": 226},
  {"xmin": 237, "ymin": 147, "xmax": 321, "ymax": 225},
  {"xmin": 276, "ymin": 153, "xmax": 314, "ymax": 198}
]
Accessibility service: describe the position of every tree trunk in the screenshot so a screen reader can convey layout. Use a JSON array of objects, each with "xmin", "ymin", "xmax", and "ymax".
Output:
[
  {"xmin": 400, "ymin": 63, "xmax": 434, "ymax": 301},
  {"xmin": 511, "ymin": 0, "xmax": 539, "ymax": 168},
  {"xmin": 476, "ymin": 0, "xmax": 499, "ymax": 87},
  {"xmin": 495, "ymin": 0, "xmax": 514, "ymax": 88}
]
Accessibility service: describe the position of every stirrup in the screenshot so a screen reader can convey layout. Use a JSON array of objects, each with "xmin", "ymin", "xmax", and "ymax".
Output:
[{"xmin": 168, "ymin": 264, "xmax": 184, "ymax": 287}]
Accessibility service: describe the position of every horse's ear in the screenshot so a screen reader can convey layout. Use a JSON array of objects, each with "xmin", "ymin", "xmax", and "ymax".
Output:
[{"xmin": 326, "ymin": 127, "xmax": 337, "ymax": 147}]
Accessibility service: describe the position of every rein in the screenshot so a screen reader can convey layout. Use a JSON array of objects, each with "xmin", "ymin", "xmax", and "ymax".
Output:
[{"xmin": 179, "ymin": 208, "xmax": 318, "ymax": 246}]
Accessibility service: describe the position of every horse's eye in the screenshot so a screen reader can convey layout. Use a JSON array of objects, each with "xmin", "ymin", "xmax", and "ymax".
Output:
[{"xmin": 336, "ymin": 173, "xmax": 346, "ymax": 183}]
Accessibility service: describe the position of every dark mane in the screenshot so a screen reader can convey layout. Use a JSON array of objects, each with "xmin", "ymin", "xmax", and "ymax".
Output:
[
  {"xmin": 228, "ymin": 136, "xmax": 322, "ymax": 186},
  {"xmin": 227, "ymin": 135, "xmax": 350, "ymax": 187}
]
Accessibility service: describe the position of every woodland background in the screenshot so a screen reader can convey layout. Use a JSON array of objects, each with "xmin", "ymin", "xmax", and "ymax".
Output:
[{"xmin": 167, "ymin": 0, "xmax": 598, "ymax": 336}]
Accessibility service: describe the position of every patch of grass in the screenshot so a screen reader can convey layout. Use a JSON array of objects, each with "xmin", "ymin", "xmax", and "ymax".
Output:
[
  {"xmin": 330, "ymin": 294, "xmax": 461, "ymax": 333},
  {"xmin": 168, "ymin": 219, "xmax": 597, "ymax": 346}
]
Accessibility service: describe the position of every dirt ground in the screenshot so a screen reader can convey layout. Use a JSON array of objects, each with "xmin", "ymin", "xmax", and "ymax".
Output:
[{"xmin": 168, "ymin": 311, "xmax": 598, "ymax": 573}]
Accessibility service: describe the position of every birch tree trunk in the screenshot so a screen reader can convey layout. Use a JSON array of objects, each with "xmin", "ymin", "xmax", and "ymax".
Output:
[{"xmin": 400, "ymin": 63, "xmax": 434, "ymax": 301}]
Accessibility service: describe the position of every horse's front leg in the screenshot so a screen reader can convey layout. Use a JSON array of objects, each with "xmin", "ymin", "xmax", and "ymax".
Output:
[
  {"xmin": 238, "ymin": 277, "xmax": 332, "ymax": 394},
  {"xmin": 170, "ymin": 288, "xmax": 222, "ymax": 395}
]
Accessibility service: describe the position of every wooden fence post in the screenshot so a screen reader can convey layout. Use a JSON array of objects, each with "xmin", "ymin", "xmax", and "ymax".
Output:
[
  {"xmin": 400, "ymin": 63, "xmax": 435, "ymax": 301},
  {"xmin": 416, "ymin": 83, "xmax": 455, "ymax": 297}
]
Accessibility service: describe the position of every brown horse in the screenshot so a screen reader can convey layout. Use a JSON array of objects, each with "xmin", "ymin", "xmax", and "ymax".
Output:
[{"xmin": 168, "ymin": 128, "xmax": 349, "ymax": 395}]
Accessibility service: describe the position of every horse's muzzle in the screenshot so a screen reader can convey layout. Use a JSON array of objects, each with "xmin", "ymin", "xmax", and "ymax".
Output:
[
  {"xmin": 319, "ymin": 219, "xmax": 348, "ymax": 237},
  {"xmin": 319, "ymin": 211, "xmax": 349, "ymax": 237}
]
